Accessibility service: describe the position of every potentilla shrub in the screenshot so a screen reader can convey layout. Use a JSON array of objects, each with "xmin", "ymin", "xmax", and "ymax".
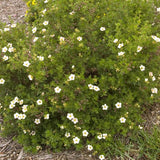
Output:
[{"xmin": 0, "ymin": 0, "xmax": 160, "ymax": 158}]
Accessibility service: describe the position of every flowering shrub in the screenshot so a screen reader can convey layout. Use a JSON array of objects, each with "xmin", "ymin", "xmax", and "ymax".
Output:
[{"xmin": 0, "ymin": 0, "xmax": 160, "ymax": 159}]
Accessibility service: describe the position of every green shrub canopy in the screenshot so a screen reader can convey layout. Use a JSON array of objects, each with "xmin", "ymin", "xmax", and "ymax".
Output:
[{"xmin": 0, "ymin": 0, "xmax": 160, "ymax": 158}]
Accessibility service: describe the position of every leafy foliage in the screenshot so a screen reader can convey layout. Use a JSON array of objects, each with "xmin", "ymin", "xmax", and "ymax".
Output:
[{"xmin": 0, "ymin": 0, "xmax": 160, "ymax": 159}]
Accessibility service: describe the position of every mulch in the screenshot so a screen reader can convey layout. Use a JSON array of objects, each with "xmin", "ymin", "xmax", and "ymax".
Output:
[{"xmin": 0, "ymin": 0, "xmax": 159, "ymax": 159}]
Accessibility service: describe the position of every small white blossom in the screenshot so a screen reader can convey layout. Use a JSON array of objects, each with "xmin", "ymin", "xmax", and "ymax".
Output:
[
  {"xmin": 19, "ymin": 100, "xmax": 23, "ymax": 105},
  {"xmin": 118, "ymin": 43, "xmax": 124, "ymax": 48},
  {"xmin": 100, "ymin": 27, "xmax": 105, "ymax": 31},
  {"xmin": 14, "ymin": 113, "xmax": 19, "ymax": 119},
  {"xmin": 137, "ymin": 46, "xmax": 143, "ymax": 52},
  {"xmin": 151, "ymin": 35, "xmax": 160, "ymax": 42},
  {"xmin": 67, "ymin": 113, "xmax": 74, "ymax": 120},
  {"xmin": 113, "ymin": 39, "xmax": 118, "ymax": 43},
  {"xmin": 157, "ymin": 7, "xmax": 160, "ymax": 12},
  {"xmin": 65, "ymin": 132, "xmax": 70, "ymax": 138},
  {"xmin": 99, "ymin": 155, "xmax": 105, "ymax": 160},
  {"xmin": 72, "ymin": 118, "xmax": 78, "ymax": 124},
  {"xmin": 120, "ymin": 117, "xmax": 126, "ymax": 123},
  {"xmin": 34, "ymin": 119, "xmax": 40, "ymax": 124},
  {"xmin": 42, "ymin": 28, "xmax": 46, "ymax": 33},
  {"xmin": 77, "ymin": 36, "xmax": 82, "ymax": 41},
  {"xmin": 44, "ymin": 114, "xmax": 49, "ymax": 119},
  {"xmin": 37, "ymin": 56, "xmax": 44, "ymax": 61},
  {"xmin": 140, "ymin": 65, "xmax": 145, "ymax": 71},
  {"xmin": 87, "ymin": 145, "xmax": 93, "ymax": 151},
  {"xmin": 32, "ymin": 27, "xmax": 37, "ymax": 33},
  {"xmin": 4, "ymin": 28, "xmax": 10, "ymax": 32},
  {"xmin": 43, "ymin": 21, "xmax": 49, "ymax": 26},
  {"xmin": 118, "ymin": 51, "xmax": 125, "ymax": 56},
  {"xmin": 28, "ymin": 75, "xmax": 33, "ymax": 81},
  {"xmin": 88, "ymin": 84, "xmax": 94, "ymax": 90},
  {"xmin": 37, "ymin": 99, "xmax": 43, "ymax": 105},
  {"xmin": 11, "ymin": 24, "xmax": 16, "ymax": 28},
  {"xmin": 69, "ymin": 11, "xmax": 75, "ymax": 15},
  {"xmin": 8, "ymin": 47, "xmax": 14, "ymax": 52},
  {"xmin": 102, "ymin": 104, "xmax": 108, "ymax": 110},
  {"xmin": 54, "ymin": 86, "xmax": 61, "ymax": 93},
  {"xmin": 115, "ymin": 102, "xmax": 122, "ymax": 108},
  {"xmin": 33, "ymin": 37, "xmax": 38, "ymax": 42},
  {"xmin": 69, "ymin": 74, "xmax": 75, "ymax": 81},
  {"xmin": 22, "ymin": 105, "xmax": 28, "ymax": 113},
  {"xmin": 93, "ymin": 86, "xmax": 100, "ymax": 91},
  {"xmin": 152, "ymin": 76, "xmax": 156, "ymax": 81},
  {"xmin": 9, "ymin": 104, "xmax": 15, "ymax": 109},
  {"xmin": 44, "ymin": 0, "xmax": 48, "ymax": 3},
  {"xmin": 102, "ymin": 133, "xmax": 108, "ymax": 139},
  {"xmin": 2, "ymin": 55, "xmax": 9, "ymax": 61},
  {"xmin": 2, "ymin": 47, "xmax": 7, "ymax": 53},
  {"xmin": 60, "ymin": 36, "xmax": 65, "ymax": 42},
  {"xmin": 23, "ymin": 61, "xmax": 30, "ymax": 67},
  {"xmin": 22, "ymin": 114, "xmax": 26, "ymax": 119},
  {"xmin": 138, "ymin": 125, "xmax": 143, "ymax": 129},
  {"xmin": 82, "ymin": 130, "xmax": 89, "ymax": 137},
  {"xmin": 151, "ymin": 88, "xmax": 158, "ymax": 94},
  {"xmin": 73, "ymin": 137, "xmax": 80, "ymax": 144},
  {"xmin": 0, "ymin": 78, "xmax": 5, "ymax": 84},
  {"xmin": 97, "ymin": 134, "xmax": 103, "ymax": 140}
]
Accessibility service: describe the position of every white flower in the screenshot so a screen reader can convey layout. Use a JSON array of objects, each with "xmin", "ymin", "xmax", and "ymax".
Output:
[
  {"xmin": 43, "ymin": 21, "xmax": 49, "ymax": 26},
  {"xmin": 3, "ymin": 55, "xmax": 9, "ymax": 61},
  {"xmin": 22, "ymin": 105, "xmax": 28, "ymax": 113},
  {"xmin": 2, "ymin": 47, "xmax": 7, "ymax": 53},
  {"xmin": 22, "ymin": 114, "xmax": 26, "ymax": 119},
  {"xmin": 7, "ymin": 43, "xmax": 12, "ymax": 47},
  {"xmin": 152, "ymin": 76, "xmax": 156, "ymax": 81},
  {"xmin": 11, "ymin": 24, "xmax": 16, "ymax": 28},
  {"xmin": 19, "ymin": 100, "xmax": 23, "ymax": 105},
  {"xmin": 99, "ymin": 155, "xmax": 105, "ymax": 160},
  {"xmin": 4, "ymin": 28, "xmax": 10, "ymax": 32},
  {"xmin": 118, "ymin": 43, "xmax": 124, "ymax": 48},
  {"xmin": 54, "ymin": 86, "xmax": 61, "ymax": 93},
  {"xmin": 138, "ymin": 125, "xmax": 143, "ymax": 129},
  {"xmin": 48, "ymin": 54, "xmax": 51, "ymax": 58},
  {"xmin": 82, "ymin": 130, "xmax": 89, "ymax": 137},
  {"xmin": 120, "ymin": 117, "xmax": 126, "ymax": 123},
  {"xmin": 77, "ymin": 36, "xmax": 82, "ymax": 41},
  {"xmin": 113, "ymin": 39, "xmax": 118, "ymax": 43},
  {"xmin": 34, "ymin": 119, "xmax": 40, "ymax": 124},
  {"xmin": 97, "ymin": 134, "xmax": 103, "ymax": 140},
  {"xmin": 118, "ymin": 51, "xmax": 125, "ymax": 56},
  {"xmin": 87, "ymin": 145, "xmax": 93, "ymax": 151},
  {"xmin": 145, "ymin": 78, "xmax": 148, "ymax": 82},
  {"xmin": 115, "ymin": 102, "xmax": 122, "ymax": 108},
  {"xmin": 151, "ymin": 35, "xmax": 160, "ymax": 42},
  {"xmin": 72, "ymin": 65, "xmax": 75, "ymax": 69},
  {"xmin": 23, "ymin": 130, "xmax": 27, "ymax": 134},
  {"xmin": 23, "ymin": 61, "xmax": 30, "ymax": 67},
  {"xmin": 14, "ymin": 113, "xmax": 19, "ymax": 119},
  {"xmin": 102, "ymin": 133, "xmax": 108, "ymax": 139},
  {"xmin": 88, "ymin": 84, "xmax": 94, "ymax": 90},
  {"xmin": 137, "ymin": 46, "xmax": 143, "ymax": 52},
  {"xmin": 65, "ymin": 132, "xmax": 70, "ymax": 138},
  {"xmin": 69, "ymin": 74, "xmax": 75, "ymax": 81},
  {"xmin": 42, "ymin": 8, "xmax": 47, "ymax": 14},
  {"xmin": 67, "ymin": 113, "xmax": 74, "ymax": 120},
  {"xmin": 37, "ymin": 99, "xmax": 43, "ymax": 105},
  {"xmin": 100, "ymin": 27, "xmax": 105, "ymax": 31},
  {"xmin": 0, "ymin": 78, "xmax": 5, "ymax": 84},
  {"xmin": 73, "ymin": 137, "xmax": 80, "ymax": 144},
  {"xmin": 28, "ymin": 75, "xmax": 33, "ymax": 80},
  {"xmin": 72, "ymin": 118, "xmax": 78, "ymax": 124},
  {"xmin": 33, "ymin": 37, "xmax": 39, "ymax": 42},
  {"xmin": 93, "ymin": 86, "xmax": 100, "ymax": 91},
  {"xmin": 8, "ymin": 47, "xmax": 14, "ymax": 52},
  {"xmin": 140, "ymin": 65, "xmax": 145, "ymax": 71},
  {"xmin": 157, "ymin": 7, "xmax": 160, "ymax": 12},
  {"xmin": 60, "ymin": 125, "xmax": 64, "ymax": 129},
  {"xmin": 149, "ymin": 72, "xmax": 153, "ymax": 77},
  {"xmin": 32, "ymin": 27, "xmax": 37, "ymax": 33},
  {"xmin": 102, "ymin": 104, "xmax": 108, "ymax": 110},
  {"xmin": 18, "ymin": 114, "xmax": 23, "ymax": 120},
  {"xmin": 69, "ymin": 11, "xmax": 75, "ymax": 15},
  {"xmin": 42, "ymin": 28, "xmax": 46, "ymax": 33},
  {"xmin": 37, "ymin": 56, "xmax": 44, "ymax": 61},
  {"xmin": 151, "ymin": 88, "xmax": 158, "ymax": 94},
  {"xmin": 60, "ymin": 36, "xmax": 65, "ymax": 42},
  {"xmin": 44, "ymin": 0, "xmax": 48, "ymax": 3},
  {"xmin": 44, "ymin": 114, "xmax": 49, "ymax": 119}
]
